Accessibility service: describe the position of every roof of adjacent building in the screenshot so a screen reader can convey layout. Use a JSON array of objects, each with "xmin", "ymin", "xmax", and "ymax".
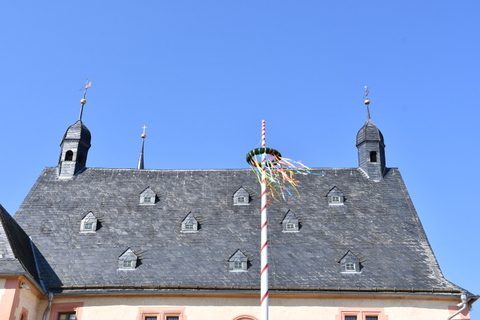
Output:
[
  {"xmin": 12, "ymin": 165, "xmax": 464, "ymax": 295},
  {"xmin": 0, "ymin": 204, "xmax": 40, "ymax": 284}
]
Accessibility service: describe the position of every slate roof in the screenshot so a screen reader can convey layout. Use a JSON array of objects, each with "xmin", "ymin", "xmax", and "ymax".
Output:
[
  {"xmin": 356, "ymin": 119, "xmax": 385, "ymax": 146},
  {"xmin": 0, "ymin": 204, "xmax": 41, "ymax": 285},
  {"xmin": 62, "ymin": 120, "xmax": 91, "ymax": 144},
  {"xmin": 13, "ymin": 166, "xmax": 464, "ymax": 295}
]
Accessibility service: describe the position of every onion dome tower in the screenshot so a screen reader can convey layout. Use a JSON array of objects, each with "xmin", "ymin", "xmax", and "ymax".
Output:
[
  {"xmin": 356, "ymin": 88, "xmax": 386, "ymax": 181},
  {"xmin": 58, "ymin": 81, "xmax": 92, "ymax": 179}
]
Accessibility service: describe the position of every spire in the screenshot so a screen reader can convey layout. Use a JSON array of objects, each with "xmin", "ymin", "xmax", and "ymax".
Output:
[
  {"xmin": 137, "ymin": 125, "xmax": 147, "ymax": 170},
  {"xmin": 356, "ymin": 87, "xmax": 387, "ymax": 181}
]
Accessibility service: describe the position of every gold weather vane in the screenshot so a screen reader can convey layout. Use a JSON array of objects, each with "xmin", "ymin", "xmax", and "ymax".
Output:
[
  {"xmin": 78, "ymin": 79, "xmax": 92, "ymax": 121},
  {"xmin": 363, "ymin": 86, "xmax": 371, "ymax": 121}
]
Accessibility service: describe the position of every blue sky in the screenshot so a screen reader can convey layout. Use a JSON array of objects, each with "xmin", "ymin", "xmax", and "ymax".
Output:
[{"xmin": 0, "ymin": 1, "xmax": 478, "ymax": 313}]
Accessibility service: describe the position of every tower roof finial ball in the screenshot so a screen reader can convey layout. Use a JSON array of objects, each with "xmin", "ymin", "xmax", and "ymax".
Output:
[
  {"xmin": 80, "ymin": 99, "xmax": 87, "ymax": 105},
  {"xmin": 141, "ymin": 133, "xmax": 147, "ymax": 138},
  {"xmin": 364, "ymin": 99, "xmax": 370, "ymax": 105}
]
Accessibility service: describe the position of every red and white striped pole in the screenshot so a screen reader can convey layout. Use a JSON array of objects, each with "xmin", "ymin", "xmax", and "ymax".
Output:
[{"xmin": 260, "ymin": 120, "xmax": 269, "ymax": 320}]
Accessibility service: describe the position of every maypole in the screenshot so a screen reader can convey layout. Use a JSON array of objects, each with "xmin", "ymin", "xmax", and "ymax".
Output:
[
  {"xmin": 259, "ymin": 120, "xmax": 269, "ymax": 320},
  {"xmin": 246, "ymin": 121, "xmax": 316, "ymax": 320}
]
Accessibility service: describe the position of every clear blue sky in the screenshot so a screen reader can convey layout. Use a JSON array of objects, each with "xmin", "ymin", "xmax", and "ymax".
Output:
[{"xmin": 1, "ymin": 1, "xmax": 478, "ymax": 314}]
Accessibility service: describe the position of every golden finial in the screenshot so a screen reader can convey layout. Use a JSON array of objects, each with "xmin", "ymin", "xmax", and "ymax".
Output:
[{"xmin": 141, "ymin": 125, "xmax": 147, "ymax": 138}]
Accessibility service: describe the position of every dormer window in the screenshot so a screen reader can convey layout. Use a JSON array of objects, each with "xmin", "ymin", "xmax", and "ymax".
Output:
[
  {"xmin": 339, "ymin": 250, "xmax": 361, "ymax": 273},
  {"xmin": 140, "ymin": 187, "xmax": 157, "ymax": 205},
  {"xmin": 80, "ymin": 212, "xmax": 98, "ymax": 233},
  {"xmin": 229, "ymin": 250, "xmax": 248, "ymax": 272},
  {"xmin": 282, "ymin": 210, "xmax": 299, "ymax": 232},
  {"xmin": 83, "ymin": 222, "xmax": 93, "ymax": 231},
  {"xmin": 286, "ymin": 222, "xmax": 296, "ymax": 231},
  {"xmin": 181, "ymin": 212, "xmax": 199, "ymax": 232},
  {"xmin": 327, "ymin": 186, "xmax": 345, "ymax": 205},
  {"xmin": 233, "ymin": 187, "xmax": 250, "ymax": 206},
  {"xmin": 118, "ymin": 248, "xmax": 138, "ymax": 270},
  {"xmin": 345, "ymin": 263, "xmax": 356, "ymax": 272}
]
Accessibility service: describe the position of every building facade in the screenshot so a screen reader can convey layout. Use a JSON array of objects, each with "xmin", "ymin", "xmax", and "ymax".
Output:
[{"xmin": 0, "ymin": 103, "xmax": 476, "ymax": 320}]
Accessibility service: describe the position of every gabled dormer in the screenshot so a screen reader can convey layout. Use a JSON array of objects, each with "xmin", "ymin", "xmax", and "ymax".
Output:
[
  {"xmin": 181, "ymin": 212, "xmax": 199, "ymax": 232},
  {"xmin": 228, "ymin": 249, "xmax": 248, "ymax": 272},
  {"xmin": 118, "ymin": 248, "xmax": 138, "ymax": 270},
  {"xmin": 233, "ymin": 187, "xmax": 250, "ymax": 205},
  {"xmin": 139, "ymin": 187, "xmax": 157, "ymax": 205},
  {"xmin": 281, "ymin": 210, "xmax": 299, "ymax": 232},
  {"xmin": 327, "ymin": 186, "xmax": 344, "ymax": 205},
  {"xmin": 338, "ymin": 250, "xmax": 361, "ymax": 273},
  {"xmin": 80, "ymin": 211, "xmax": 98, "ymax": 233}
]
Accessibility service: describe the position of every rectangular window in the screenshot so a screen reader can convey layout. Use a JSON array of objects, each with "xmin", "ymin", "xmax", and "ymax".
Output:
[
  {"xmin": 123, "ymin": 260, "xmax": 133, "ymax": 268},
  {"xmin": 345, "ymin": 263, "xmax": 356, "ymax": 271},
  {"xmin": 58, "ymin": 313, "xmax": 76, "ymax": 320},
  {"xmin": 286, "ymin": 223, "xmax": 296, "ymax": 230},
  {"xmin": 233, "ymin": 261, "xmax": 244, "ymax": 269},
  {"xmin": 237, "ymin": 196, "xmax": 245, "ymax": 203},
  {"xmin": 138, "ymin": 307, "xmax": 184, "ymax": 320},
  {"xmin": 184, "ymin": 223, "xmax": 194, "ymax": 230},
  {"xmin": 144, "ymin": 197, "xmax": 152, "ymax": 203},
  {"xmin": 83, "ymin": 222, "xmax": 93, "ymax": 230},
  {"xmin": 338, "ymin": 308, "xmax": 385, "ymax": 320}
]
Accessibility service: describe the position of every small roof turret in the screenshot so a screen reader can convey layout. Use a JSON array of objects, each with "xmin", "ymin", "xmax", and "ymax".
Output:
[
  {"xmin": 356, "ymin": 87, "xmax": 386, "ymax": 181},
  {"xmin": 57, "ymin": 81, "xmax": 93, "ymax": 179}
]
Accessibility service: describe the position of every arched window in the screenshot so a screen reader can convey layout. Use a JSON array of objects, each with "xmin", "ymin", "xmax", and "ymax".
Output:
[
  {"xmin": 65, "ymin": 150, "xmax": 73, "ymax": 161},
  {"xmin": 369, "ymin": 151, "xmax": 377, "ymax": 162},
  {"xmin": 233, "ymin": 316, "xmax": 258, "ymax": 320}
]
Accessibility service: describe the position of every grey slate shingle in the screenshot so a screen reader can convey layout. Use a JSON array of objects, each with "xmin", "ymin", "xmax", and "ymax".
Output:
[
  {"xmin": 12, "ymin": 166, "xmax": 463, "ymax": 294},
  {"xmin": 0, "ymin": 204, "xmax": 40, "ymax": 283}
]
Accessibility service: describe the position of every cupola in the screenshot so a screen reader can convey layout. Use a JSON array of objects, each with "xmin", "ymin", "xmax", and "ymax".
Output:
[
  {"xmin": 58, "ymin": 120, "xmax": 91, "ymax": 179},
  {"xmin": 356, "ymin": 90, "xmax": 386, "ymax": 181},
  {"xmin": 58, "ymin": 82, "xmax": 93, "ymax": 179}
]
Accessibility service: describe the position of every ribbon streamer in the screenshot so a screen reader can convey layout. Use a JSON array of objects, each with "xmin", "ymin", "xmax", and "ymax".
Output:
[{"xmin": 246, "ymin": 148, "xmax": 315, "ymax": 202}]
